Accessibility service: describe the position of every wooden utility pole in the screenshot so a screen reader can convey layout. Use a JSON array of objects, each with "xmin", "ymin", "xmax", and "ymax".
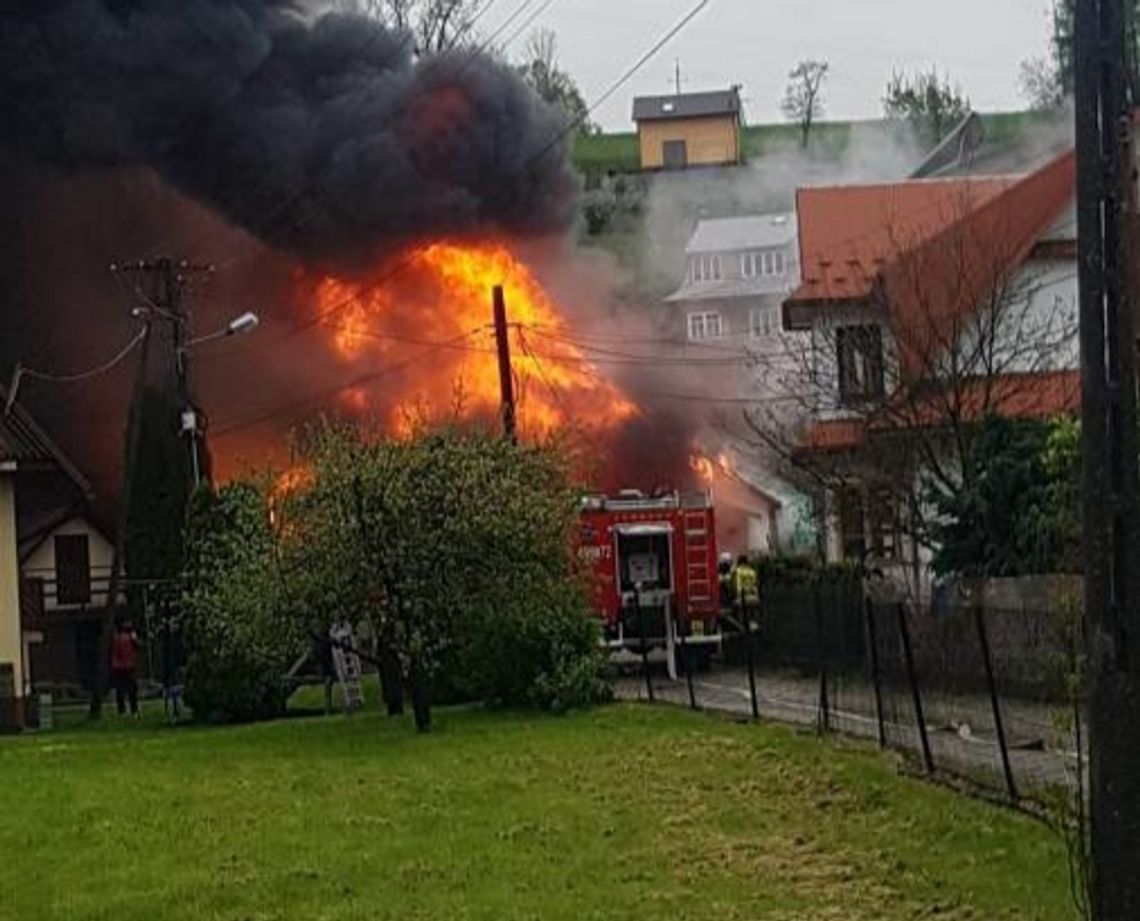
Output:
[
  {"xmin": 492, "ymin": 285, "xmax": 517, "ymax": 444},
  {"xmin": 1074, "ymin": 0, "xmax": 1140, "ymax": 915},
  {"xmin": 89, "ymin": 257, "xmax": 209, "ymax": 717}
]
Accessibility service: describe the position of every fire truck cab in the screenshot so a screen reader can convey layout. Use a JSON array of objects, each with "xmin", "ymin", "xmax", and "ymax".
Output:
[{"xmin": 578, "ymin": 490, "xmax": 722, "ymax": 677}]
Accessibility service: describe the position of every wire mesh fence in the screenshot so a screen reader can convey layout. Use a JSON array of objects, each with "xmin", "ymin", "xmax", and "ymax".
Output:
[{"xmin": 613, "ymin": 580, "xmax": 1082, "ymax": 807}]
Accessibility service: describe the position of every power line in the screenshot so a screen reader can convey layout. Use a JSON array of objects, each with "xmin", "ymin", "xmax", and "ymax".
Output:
[
  {"xmin": 4, "ymin": 328, "xmax": 148, "ymax": 415},
  {"xmin": 516, "ymin": 326, "xmax": 576, "ymax": 421},
  {"xmin": 211, "ymin": 327, "xmax": 489, "ymax": 437},
  {"xmin": 499, "ymin": 0, "xmax": 559, "ymax": 50}
]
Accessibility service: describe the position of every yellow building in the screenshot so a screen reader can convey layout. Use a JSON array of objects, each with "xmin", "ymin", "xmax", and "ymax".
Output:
[{"xmin": 632, "ymin": 87, "xmax": 742, "ymax": 170}]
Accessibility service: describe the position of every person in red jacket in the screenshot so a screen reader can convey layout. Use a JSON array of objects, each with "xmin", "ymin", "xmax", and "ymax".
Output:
[{"xmin": 110, "ymin": 620, "xmax": 140, "ymax": 718}]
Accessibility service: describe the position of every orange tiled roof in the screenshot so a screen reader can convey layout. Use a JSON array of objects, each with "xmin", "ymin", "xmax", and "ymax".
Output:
[
  {"xmin": 787, "ymin": 151, "xmax": 1077, "ymax": 380},
  {"xmin": 872, "ymin": 370, "xmax": 1081, "ymax": 430},
  {"xmin": 797, "ymin": 370, "xmax": 1081, "ymax": 455},
  {"xmin": 797, "ymin": 418, "xmax": 867, "ymax": 453},
  {"xmin": 790, "ymin": 176, "xmax": 1018, "ymax": 305}
]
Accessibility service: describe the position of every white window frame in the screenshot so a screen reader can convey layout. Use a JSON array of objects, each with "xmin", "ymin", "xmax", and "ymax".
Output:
[
  {"xmin": 690, "ymin": 254, "xmax": 722, "ymax": 283},
  {"xmin": 741, "ymin": 250, "xmax": 786, "ymax": 279},
  {"xmin": 749, "ymin": 306, "xmax": 776, "ymax": 338},
  {"xmin": 688, "ymin": 311, "xmax": 724, "ymax": 340}
]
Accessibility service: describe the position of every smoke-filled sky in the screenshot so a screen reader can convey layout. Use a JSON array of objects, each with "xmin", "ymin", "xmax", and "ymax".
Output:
[
  {"xmin": 482, "ymin": 0, "xmax": 1055, "ymax": 131},
  {"xmin": 1, "ymin": 1, "xmax": 576, "ymax": 266}
]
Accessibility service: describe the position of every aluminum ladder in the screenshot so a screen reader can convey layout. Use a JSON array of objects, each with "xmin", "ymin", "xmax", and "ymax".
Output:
[
  {"xmin": 683, "ymin": 510, "xmax": 713, "ymax": 603},
  {"xmin": 329, "ymin": 621, "xmax": 364, "ymax": 712}
]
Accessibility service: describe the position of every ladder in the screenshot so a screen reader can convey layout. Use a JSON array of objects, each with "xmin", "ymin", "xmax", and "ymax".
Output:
[
  {"xmin": 683, "ymin": 510, "xmax": 713, "ymax": 603},
  {"xmin": 329, "ymin": 621, "xmax": 364, "ymax": 712}
]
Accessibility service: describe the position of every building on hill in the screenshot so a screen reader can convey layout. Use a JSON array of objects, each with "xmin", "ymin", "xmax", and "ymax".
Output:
[
  {"xmin": 0, "ymin": 389, "xmax": 121, "ymax": 728},
  {"xmin": 632, "ymin": 87, "xmax": 742, "ymax": 170},
  {"xmin": 665, "ymin": 212, "xmax": 800, "ymax": 343}
]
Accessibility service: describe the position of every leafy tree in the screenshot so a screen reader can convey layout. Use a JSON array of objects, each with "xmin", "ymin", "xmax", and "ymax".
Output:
[
  {"xmin": 123, "ymin": 385, "xmax": 193, "ymax": 591},
  {"xmin": 927, "ymin": 415, "xmax": 1080, "ymax": 579},
  {"xmin": 883, "ymin": 67, "xmax": 970, "ymax": 144},
  {"xmin": 518, "ymin": 29, "xmax": 593, "ymax": 133},
  {"xmin": 291, "ymin": 423, "xmax": 608, "ymax": 730},
  {"xmin": 336, "ymin": 0, "xmax": 476, "ymax": 52},
  {"xmin": 182, "ymin": 481, "xmax": 305, "ymax": 722},
  {"xmin": 1019, "ymin": 56, "xmax": 1066, "ymax": 111},
  {"xmin": 781, "ymin": 59, "xmax": 829, "ymax": 149}
]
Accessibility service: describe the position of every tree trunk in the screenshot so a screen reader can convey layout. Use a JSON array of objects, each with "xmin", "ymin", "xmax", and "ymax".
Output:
[
  {"xmin": 411, "ymin": 660, "xmax": 431, "ymax": 732},
  {"xmin": 379, "ymin": 639, "xmax": 404, "ymax": 716}
]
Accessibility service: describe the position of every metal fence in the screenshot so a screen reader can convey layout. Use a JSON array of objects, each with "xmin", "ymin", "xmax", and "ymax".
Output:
[{"xmin": 614, "ymin": 581, "xmax": 1083, "ymax": 806}]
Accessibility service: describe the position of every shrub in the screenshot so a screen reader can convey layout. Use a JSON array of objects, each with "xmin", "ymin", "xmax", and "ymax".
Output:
[
  {"xmin": 454, "ymin": 584, "xmax": 612, "ymax": 712},
  {"xmin": 182, "ymin": 483, "xmax": 305, "ymax": 723}
]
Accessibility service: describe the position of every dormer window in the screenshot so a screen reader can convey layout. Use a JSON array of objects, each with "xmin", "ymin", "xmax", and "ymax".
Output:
[
  {"xmin": 689, "ymin": 254, "xmax": 722, "ymax": 283},
  {"xmin": 741, "ymin": 249, "xmax": 786, "ymax": 278}
]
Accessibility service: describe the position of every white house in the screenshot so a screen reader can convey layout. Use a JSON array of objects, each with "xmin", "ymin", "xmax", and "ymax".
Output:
[
  {"xmin": 19, "ymin": 511, "xmax": 119, "ymax": 691},
  {"xmin": 0, "ymin": 387, "xmax": 101, "ymax": 724},
  {"xmin": 776, "ymin": 150, "xmax": 1079, "ymax": 595}
]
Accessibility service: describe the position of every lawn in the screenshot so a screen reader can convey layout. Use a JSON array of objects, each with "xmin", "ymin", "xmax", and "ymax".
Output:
[{"xmin": 0, "ymin": 702, "xmax": 1074, "ymax": 921}]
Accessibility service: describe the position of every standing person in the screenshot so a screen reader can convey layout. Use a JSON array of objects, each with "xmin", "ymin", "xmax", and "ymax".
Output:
[
  {"xmin": 717, "ymin": 552, "xmax": 735, "ymax": 620},
  {"xmin": 110, "ymin": 619, "xmax": 140, "ymax": 718},
  {"xmin": 161, "ymin": 607, "xmax": 184, "ymax": 724},
  {"xmin": 731, "ymin": 554, "xmax": 760, "ymax": 628}
]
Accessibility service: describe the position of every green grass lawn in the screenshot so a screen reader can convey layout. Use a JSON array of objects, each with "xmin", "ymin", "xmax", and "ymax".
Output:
[{"xmin": 0, "ymin": 702, "xmax": 1074, "ymax": 921}]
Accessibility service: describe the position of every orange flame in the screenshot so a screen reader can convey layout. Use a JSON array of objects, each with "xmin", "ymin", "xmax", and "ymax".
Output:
[
  {"xmin": 690, "ymin": 453, "xmax": 716, "ymax": 483},
  {"xmin": 309, "ymin": 241, "xmax": 637, "ymax": 436}
]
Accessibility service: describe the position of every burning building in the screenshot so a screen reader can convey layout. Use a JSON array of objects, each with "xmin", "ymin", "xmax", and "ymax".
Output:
[{"xmin": 0, "ymin": 2, "xmax": 699, "ymax": 497}]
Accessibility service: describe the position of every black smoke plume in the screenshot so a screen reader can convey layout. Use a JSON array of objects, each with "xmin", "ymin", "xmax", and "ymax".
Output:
[{"xmin": 1, "ymin": 1, "xmax": 577, "ymax": 265}]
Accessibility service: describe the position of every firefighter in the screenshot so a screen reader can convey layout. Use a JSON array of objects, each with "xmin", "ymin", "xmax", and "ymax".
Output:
[
  {"xmin": 717, "ymin": 552, "xmax": 734, "ymax": 610},
  {"xmin": 730, "ymin": 554, "xmax": 760, "ymax": 629}
]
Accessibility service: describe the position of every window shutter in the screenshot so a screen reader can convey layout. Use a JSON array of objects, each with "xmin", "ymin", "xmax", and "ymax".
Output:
[{"xmin": 55, "ymin": 534, "xmax": 91, "ymax": 605}]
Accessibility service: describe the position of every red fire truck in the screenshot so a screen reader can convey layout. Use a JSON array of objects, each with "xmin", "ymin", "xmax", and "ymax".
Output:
[{"xmin": 578, "ymin": 490, "xmax": 722, "ymax": 677}]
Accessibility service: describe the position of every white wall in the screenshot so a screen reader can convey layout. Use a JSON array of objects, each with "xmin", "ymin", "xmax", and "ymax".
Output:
[
  {"xmin": 0, "ymin": 474, "xmax": 24, "ymax": 699},
  {"xmin": 21, "ymin": 517, "xmax": 117, "ymax": 612}
]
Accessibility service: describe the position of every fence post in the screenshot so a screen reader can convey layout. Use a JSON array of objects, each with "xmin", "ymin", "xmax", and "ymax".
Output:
[
  {"xmin": 896, "ymin": 602, "xmax": 935, "ymax": 774},
  {"xmin": 679, "ymin": 619, "xmax": 697, "ymax": 710},
  {"xmin": 864, "ymin": 594, "xmax": 887, "ymax": 748},
  {"xmin": 815, "ymin": 582, "xmax": 830, "ymax": 734},
  {"xmin": 743, "ymin": 599, "xmax": 760, "ymax": 720},
  {"xmin": 634, "ymin": 588, "xmax": 654, "ymax": 703},
  {"xmin": 974, "ymin": 606, "xmax": 1018, "ymax": 803}
]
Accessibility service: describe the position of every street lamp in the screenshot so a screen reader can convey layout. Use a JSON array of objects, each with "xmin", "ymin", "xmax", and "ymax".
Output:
[{"xmin": 186, "ymin": 311, "xmax": 260, "ymax": 347}]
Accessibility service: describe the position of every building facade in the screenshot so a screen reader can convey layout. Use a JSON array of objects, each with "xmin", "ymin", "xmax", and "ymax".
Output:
[
  {"xmin": 779, "ymin": 151, "xmax": 1079, "ymax": 596},
  {"xmin": 632, "ymin": 88, "xmax": 742, "ymax": 170}
]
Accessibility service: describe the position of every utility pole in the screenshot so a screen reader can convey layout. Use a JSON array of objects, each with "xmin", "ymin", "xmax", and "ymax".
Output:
[
  {"xmin": 1074, "ymin": 0, "xmax": 1140, "ymax": 916},
  {"xmin": 118, "ymin": 257, "xmax": 213, "ymax": 487},
  {"xmin": 492, "ymin": 285, "xmax": 517, "ymax": 443}
]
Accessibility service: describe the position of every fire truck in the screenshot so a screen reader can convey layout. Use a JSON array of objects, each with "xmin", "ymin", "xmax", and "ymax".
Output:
[{"xmin": 578, "ymin": 490, "xmax": 722, "ymax": 677}]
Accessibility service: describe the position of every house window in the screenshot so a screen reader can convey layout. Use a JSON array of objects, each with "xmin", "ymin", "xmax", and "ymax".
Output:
[
  {"xmin": 689, "ymin": 254, "xmax": 722, "ymax": 283},
  {"xmin": 867, "ymin": 488, "xmax": 900, "ymax": 560},
  {"xmin": 741, "ymin": 250, "xmax": 786, "ymax": 278},
  {"xmin": 836, "ymin": 325, "xmax": 885, "ymax": 404},
  {"xmin": 54, "ymin": 534, "xmax": 91, "ymax": 605},
  {"xmin": 837, "ymin": 488, "xmax": 865, "ymax": 561},
  {"xmin": 749, "ymin": 306, "xmax": 776, "ymax": 337},
  {"xmin": 688, "ymin": 311, "xmax": 724, "ymax": 340}
]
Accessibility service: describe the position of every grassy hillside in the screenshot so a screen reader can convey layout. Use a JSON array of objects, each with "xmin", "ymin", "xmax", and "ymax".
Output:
[{"xmin": 573, "ymin": 111, "xmax": 1063, "ymax": 175}]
